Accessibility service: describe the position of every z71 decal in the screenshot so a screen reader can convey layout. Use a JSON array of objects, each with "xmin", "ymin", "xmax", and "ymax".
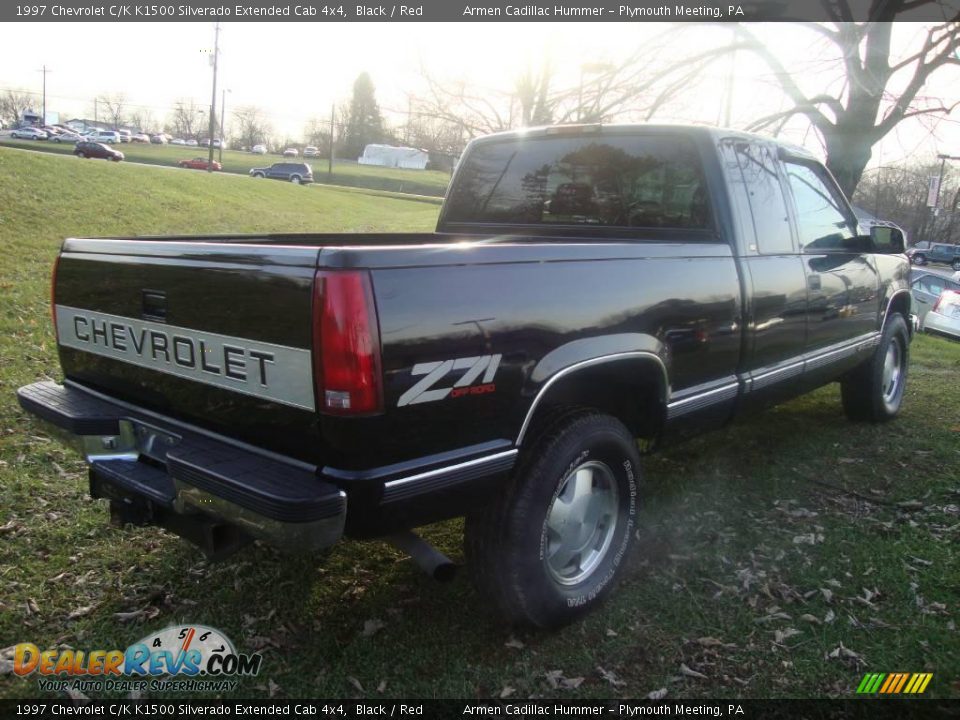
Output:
[{"xmin": 398, "ymin": 354, "xmax": 502, "ymax": 407}]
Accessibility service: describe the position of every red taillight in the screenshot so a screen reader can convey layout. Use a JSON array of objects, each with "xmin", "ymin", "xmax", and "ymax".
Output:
[
  {"xmin": 312, "ymin": 270, "xmax": 383, "ymax": 415},
  {"xmin": 51, "ymin": 254, "xmax": 61, "ymax": 342},
  {"xmin": 933, "ymin": 290, "xmax": 959, "ymax": 314}
]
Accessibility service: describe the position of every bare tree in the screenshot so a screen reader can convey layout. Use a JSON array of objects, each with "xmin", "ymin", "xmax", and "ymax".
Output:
[
  {"xmin": 127, "ymin": 108, "xmax": 156, "ymax": 134},
  {"xmin": 855, "ymin": 160, "xmax": 959, "ymax": 245},
  {"xmin": 0, "ymin": 89, "xmax": 36, "ymax": 127},
  {"xmin": 231, "ymin": 105, "xmax": 271, "ymax": 150},
  {"xmin": 415, "ymin": 32, "xmax": 740, "ymax": 140},
  {"xmin": 733, "ymin": 14, "xmax": 960, "ymax": 196},
  {"xmin": 303, "ymin": 116, "xmax": 332, "ymax": 153},
  {"xmin": 168, "ymin": 99, "xmax": 206, "ymax": 140},
  {"xmin": 97, "ymin": 93, "xmax": 128, "ymax": 130}
]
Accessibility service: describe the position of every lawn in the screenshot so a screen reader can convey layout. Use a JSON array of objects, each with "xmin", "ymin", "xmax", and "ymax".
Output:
[
  {"xmin": 0, "ymin": 148, "xmax": 957, "ymax": 701},
  {"xmin": 0, "ymin": 136, "xmax": 453, "ymax": 197}
]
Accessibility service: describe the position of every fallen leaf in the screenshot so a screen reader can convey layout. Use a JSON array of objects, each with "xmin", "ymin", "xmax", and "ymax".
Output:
[
  {"xmin": 64, "ymin": 687, "xmax": 90, "ymax": 702},
  {"xmin": 26, "ymin": 598, "xmax": 39, "ymax": 615},
  {"xmin": 267, "ymin": 679, "xmax": 280, "ymax": 698},
  {"xmin": 113, "ymin": 610, "xmax": 145, "ymax": 623},
  {"xmin": 679, "ymin": 663, "xmax": 708, "ymax": 680},
  {"xmin": 361, "ymin": 619, "xmax": 386, "ymax": 637},
  {"xmin": 376, "ymin": 680, "xmax": 387, "ymax": 693},
  {"xmin": 647, "ymin": 688, "xmax": 668, "ymax": 700},
  {"xmin": 346, "ymin": 676, "xmax": 365, "ymax": 694},
  {"xmin": 696, "ymin": 636, "xmax": 724, "ymax": 647},
  {"xmin": 597, "ymin": 666, "xmax": 626, "ymax": 687},
  {"xmin": 67, "ymin": 605, "xmax": 94, "ymax": 620},
  {"xmin": 774, "ymin": 628, "xmax": 802, "ymax": 643},
  {"xmin": 499, "ymin": 686, "xmax": 516, "ymax": 699},
  {"xmin": 800, "ymin": 614, "xmax": 822, "ymax": 625},
  {"xmin": 824, "ymin": 609, "xmax": 836, "ymax": 624},
  {"xmin": 605, "ymin": 628, "xmax": 618, "ymax": 637},
  {"xmin": 820, "ymin": 588, "xmax": 834, "ymax": 603},
  {"xmin": 504, "ymin": 637, "xmax": 525, "ymax": 650}
]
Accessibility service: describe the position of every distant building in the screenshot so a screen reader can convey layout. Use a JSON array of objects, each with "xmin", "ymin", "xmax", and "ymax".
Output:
[
  {"xmin": 358, "ymin": 144, "xmax": 429, "ymax": 170},
  {"xmin": 21, "ymin": 109, "xmax": 42, "ymax": 126}
]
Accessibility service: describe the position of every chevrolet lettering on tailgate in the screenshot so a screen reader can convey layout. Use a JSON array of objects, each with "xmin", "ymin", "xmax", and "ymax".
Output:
[{"xmin": 55, "ymin": 305, "xmax": 315, "ymax": 410}]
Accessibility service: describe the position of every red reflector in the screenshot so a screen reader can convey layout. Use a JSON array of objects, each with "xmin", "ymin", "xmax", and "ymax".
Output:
[{"xmin": 313, "ymin": 270, "xmax": 383, "ymax": 415}]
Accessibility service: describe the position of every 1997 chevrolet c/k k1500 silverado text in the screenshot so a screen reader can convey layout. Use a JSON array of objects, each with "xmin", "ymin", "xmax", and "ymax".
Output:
[{"xmin": 18, "ymin": 125, "xmax": 912, "ymax": 627}]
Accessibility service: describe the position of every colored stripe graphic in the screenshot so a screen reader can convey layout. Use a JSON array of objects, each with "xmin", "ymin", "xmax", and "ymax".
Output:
[{"xmin": 859, "ymin": 672, "xmax": 933, "ymax": 694}]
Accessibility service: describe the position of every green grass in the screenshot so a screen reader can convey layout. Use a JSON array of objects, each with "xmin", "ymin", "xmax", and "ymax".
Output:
[
  {"xmin": 0, "ymin": 137, "xmax": 453, "ymax": 197},
  {"xmin": 0, "ymin": 147, "xmax": 958, "ymax": 701}
]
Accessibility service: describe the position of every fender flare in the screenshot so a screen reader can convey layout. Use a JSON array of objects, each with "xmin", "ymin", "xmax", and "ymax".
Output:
[{"xmin": 516, "ymin": 334, "xmax": 670, "ymax": 446}]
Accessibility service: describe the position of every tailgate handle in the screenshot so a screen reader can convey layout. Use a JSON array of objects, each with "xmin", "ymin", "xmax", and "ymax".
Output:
[{"xmin": 142, "ymin": 290, "xmax": 167, "ymax": 322}]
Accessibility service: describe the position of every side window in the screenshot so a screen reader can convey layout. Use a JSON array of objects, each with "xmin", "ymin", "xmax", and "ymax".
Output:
[
  {"xmin": 784, "ymin": 162, "xmax": 856, "ymax": 252},
  {"xmin": 734, "ymin": 143, "xmax": 794, "ymax": 254},
  {"xmin": 920, "ymin": 276, "xmax": 946, "ymax": 297}
]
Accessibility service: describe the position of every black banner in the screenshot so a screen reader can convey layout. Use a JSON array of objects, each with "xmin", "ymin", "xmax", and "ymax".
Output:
[
  {"xmin": 2, "ymin": 699, "xmax": 959, "ymax": 719},
  {"xmin": 2, "ymin": 0, "xmax": 959, "ymax": 23}
]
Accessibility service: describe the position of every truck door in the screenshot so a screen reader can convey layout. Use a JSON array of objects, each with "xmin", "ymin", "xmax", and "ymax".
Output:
[
  {"xmin": 721, "ymin": 140, "xmax": 808, "ymax": 410},
  {"xmin": 780, "ymin": 159, "xmax": 880, "ymax": 382}
]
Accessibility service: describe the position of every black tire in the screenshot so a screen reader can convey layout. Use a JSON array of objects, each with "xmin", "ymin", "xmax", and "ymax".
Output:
[
  {"xmin": 253, "ymin": 172, "xmax": 265, "ymax": 179},
  {"xmin": 465, "ymin": 411, "xmax": 640, "ymax": 628},
  {"xmin": 290, "ymin": 175, "xmax": 302, "ymax": 184},
  {"xmin": 952, "ymin": 258, "xmax": 960, "ymax": 271},
  {"xmin": 912, "ymin": 253, "xmax": 926, "ymax": 266},
  {"xmin": 841, "ymin": 314, "xmax": 909, "ymax": 422}
]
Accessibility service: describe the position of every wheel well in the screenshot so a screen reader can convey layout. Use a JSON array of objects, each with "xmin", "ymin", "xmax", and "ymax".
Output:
[
  {"xmin": 884, "ymin": 291, "xmax": 911, "ymax": 330},
  {"xmin": 519, "ymin": 360, "xmax": 667, "ymax": 447}
]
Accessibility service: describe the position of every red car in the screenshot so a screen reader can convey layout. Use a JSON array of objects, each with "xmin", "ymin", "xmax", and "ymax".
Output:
[{"xmin": 177, "ymin": 157, "xmax": 222, "ymax": 171}]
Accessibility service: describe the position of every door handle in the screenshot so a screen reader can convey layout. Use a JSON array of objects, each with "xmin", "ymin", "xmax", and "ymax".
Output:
[{"xmin": 807, "ymin": 275, "xmax": 821, "ymax": 290}]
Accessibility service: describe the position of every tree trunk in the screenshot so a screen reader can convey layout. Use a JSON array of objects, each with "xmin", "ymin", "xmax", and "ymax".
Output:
[{"xmin": 823, "ymin": 128, "xmax": 877, "ymax": 199}]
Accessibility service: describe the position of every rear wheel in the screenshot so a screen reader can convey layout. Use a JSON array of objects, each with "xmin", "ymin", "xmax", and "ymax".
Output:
[
  {"xmin": 912, "ymin": 253, "xmax": 926, "ymax": 266},
  {"xmin": 290, "ymin": 175, "xmax": 302, "ymax": 185},
  {"xmin": 841, "ymin": 314, "xmax": 909, "ymax": 422},
  {"xmin": 952, "ymin": 258, "xmax": 960, "ymax": 271},
  {"xmin": 253, "ymin": 172, "xmax": 265, "ymax": 179},
  {"xmin": 465, "ymin": 411, "xmax": 640, "ymax": 628}
]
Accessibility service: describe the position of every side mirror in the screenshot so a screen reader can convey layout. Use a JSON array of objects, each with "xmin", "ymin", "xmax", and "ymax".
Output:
[{"xmin": 869, "ymin": 226, "xmax": 906, "ymax": 254}]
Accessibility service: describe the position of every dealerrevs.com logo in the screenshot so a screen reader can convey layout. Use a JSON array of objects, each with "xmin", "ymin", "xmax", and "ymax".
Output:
[{"xmin": 13, "ymin": 624, "xmax": 262, "ymax": 694}]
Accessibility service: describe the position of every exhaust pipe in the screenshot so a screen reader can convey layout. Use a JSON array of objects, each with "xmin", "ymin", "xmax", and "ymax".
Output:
[{"xmin": 386, "ymin": 531, "xmax": 458, "ymax": 582}]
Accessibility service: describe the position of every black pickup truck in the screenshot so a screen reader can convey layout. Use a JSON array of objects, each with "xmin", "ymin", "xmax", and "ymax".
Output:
[{"xmin": 18, "ymin": 125, "xmax": 912, "ymax": 628}]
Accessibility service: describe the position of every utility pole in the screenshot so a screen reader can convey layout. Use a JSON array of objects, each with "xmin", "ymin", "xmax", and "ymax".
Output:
[
  {"xmin": 219, "ymin": 88, "xmax": 229, "ymax": 164},
  {"xmin": 38, "ymin": 65, "xmax": 50, "ymax": 125},
  {"xmin": 328, "ymin": 104, "xmax": 335, "ymax": 176},
  {"xmin": 207, "ymin": 21, "xmax": 220, "ymax": 172}
]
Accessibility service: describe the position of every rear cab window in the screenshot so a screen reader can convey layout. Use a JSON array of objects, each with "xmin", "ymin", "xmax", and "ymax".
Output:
[{"xmin": 442, "ymin": 132, "xmax": 712, "ymax": 231}]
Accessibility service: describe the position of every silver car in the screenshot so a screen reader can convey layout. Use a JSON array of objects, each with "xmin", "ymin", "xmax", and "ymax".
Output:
[
  {"xmin": 924, "ymin": 290, "xmax": 960, "ymax": 340},
  {"xmin": 911, "ymin": 272, "xmax": 960, "ymax": 329}
]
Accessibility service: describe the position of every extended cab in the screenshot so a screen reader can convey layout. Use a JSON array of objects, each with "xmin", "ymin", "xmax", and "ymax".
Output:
[{"xmin": 18, "ymin": 125, "xmax": 912, "ymax": 627}]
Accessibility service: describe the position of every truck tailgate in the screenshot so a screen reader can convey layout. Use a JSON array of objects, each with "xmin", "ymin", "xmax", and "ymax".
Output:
[{"xmin": 53, "ymin": 237, "xmax": 322, "ymax": 463}]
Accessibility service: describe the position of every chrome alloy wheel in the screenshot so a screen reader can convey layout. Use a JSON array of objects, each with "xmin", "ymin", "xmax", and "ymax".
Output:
[
  {"xmin": 543, "ymin": 460, "xmax": 620, "ymax": 586},
  {"xmin": 881, "ymin": 340, "xmax": 904, "ymax": 405}
]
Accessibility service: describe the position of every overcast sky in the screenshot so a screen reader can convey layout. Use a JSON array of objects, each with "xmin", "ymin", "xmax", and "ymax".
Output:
[{"xmin": 1, "ymin": 21, "xmax": 958, "ymax": 169}]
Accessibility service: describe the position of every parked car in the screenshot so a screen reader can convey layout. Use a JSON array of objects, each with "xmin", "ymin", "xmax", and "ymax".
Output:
[
  {"xmin": 249, "ymin": 162, "xmax": 313, "ymax": 184},
  {"xmin": 170, "ymin": 138, "xmax": 186, "ymax": 146},
  {"xmin": 150, "ymin": 134, "xmax": 167, "ymax": 144},
  {"xmin": 186, "ymin": 139, "xmax": 199, "ymax": 147},
  {"xmin": 84, "ymin": 130, "xmax": 121, "ymax": 144},
  {"xmin": 131, "ymin": 133, "xmax": 150, "ymax": 143},
  {"xmin": 911, "ymin": 272, "xmax": 960, "ymax": 329},
  {"xmin": 908, "ymin": 242, "xmax": 960, "ymax": 271},
  {"xmin": 251, "ymin": 144, "xmax": 268, "ymax": 155},
  {"xmin": 212, "ymin": 138, "xmax": 227, "ymax": 149},
  {"xmin": 303, "ymin": 146, "xmax": 320, "ymax": 157},
  {"xmin": 10, "ymin": 127, "xmax": 48, "ymax": 140},
  {"xmin": 117, "ymin": 130, "xmax": 132, "ymax": 143},
  {"xmin": 923, "ymin": 289, "xmax": 960, "ymax": 340},
  {"xmin": 19, "ymin": 124, "xmax": 913, "ymax": 629},
  {"xmin": 73, "ymin": 141, "xmax": 124, "ymax": 162},
  {"xmin": 178, "ymin": 157, "xmax": 222, "ymax": 171},
  {"xmin": 51, "ymin": 132, "xmax": 83, "ymax": 144},
  {"xmin": 282, "ymin": 148, "xmax": 299, "ymax": 157}
]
